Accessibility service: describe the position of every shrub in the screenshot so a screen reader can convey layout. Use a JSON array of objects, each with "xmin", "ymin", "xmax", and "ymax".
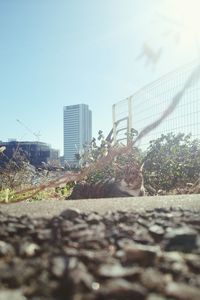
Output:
[
  {"xmin": 78, "ymin": 130, "xmax": 142, "ymax": 184},
  {"xmin": 0, "ymin": 148, "xmax": 32, "ymax": 190},
  {"xmin": 143, "ymin": 133, "xmax": 200, "ymax": 192}
]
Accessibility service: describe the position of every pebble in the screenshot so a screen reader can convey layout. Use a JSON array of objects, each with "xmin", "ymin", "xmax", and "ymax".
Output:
[
  {"xmin": 149, "ymin": 225, "xmax": 165, "ymax": 239},
  {"xmin": 98, "ymin": 279, "xmax": 147, "ymax": 300},
  {"xmin": 60, "ymin": 208, "xmax": 81, "ymax": 220},
  {"xmin": 123, "ymin": 243, "xmax": 160, "ymax": 265},
  {"xmin": 19, "ymin": 242, "xmax": 40, "ymax": 257},
  {"xmin": 98, "ymin": 263, "xmax": 142, "ymax": 278},
  {"xmin": 51, "ymin": 256, "xmax": 67, "ymax": 277},
  {"xmin": 164, "ymin": 227, "xmax": 198, "ymax": 252},
  {"xmin": 140, "ymin": 268, "xmax": 167, "ymax": 291},
  {"xmin": 0, "ymin": 240, "xmax": 15, "ymax": 256},
  {"xmin": 147, "ymin": 294, "xmax": 166, "ymax": 300},
  {"xmin": 0, "ymin": 289, "xmax": 27, "ymax": 300},
  {"xmin": 165, "ymin": 282, "xmax": 200, "ymax": 300}
]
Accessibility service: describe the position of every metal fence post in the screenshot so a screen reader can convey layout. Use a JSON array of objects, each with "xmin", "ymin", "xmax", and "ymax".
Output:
[
  {"xmin": 127, "ymin": 96, "xmax": 133, "ymax": 144},
  {"xmin": 112, "ymin": 104, "xmax": 117, "ymax": 144}
]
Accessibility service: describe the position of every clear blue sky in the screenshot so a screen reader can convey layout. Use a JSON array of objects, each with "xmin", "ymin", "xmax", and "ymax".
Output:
[{"xmin": 0, "ymin": 0, "xmax": 199, "ymax": 154}]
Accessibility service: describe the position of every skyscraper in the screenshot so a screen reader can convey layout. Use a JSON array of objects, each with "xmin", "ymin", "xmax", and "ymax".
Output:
[{"xmin": 63, "ymin": 104, "xmax": 92, "ymax": 165}]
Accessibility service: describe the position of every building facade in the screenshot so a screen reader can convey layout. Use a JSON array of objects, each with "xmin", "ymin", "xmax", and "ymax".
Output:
[
  {"xmin": 63, "ymin": 104, "xmax": 92, "ymax": 165},
  {"xmin": 0, "ymin": 141, "xmax": 59, "ymax": 168}
]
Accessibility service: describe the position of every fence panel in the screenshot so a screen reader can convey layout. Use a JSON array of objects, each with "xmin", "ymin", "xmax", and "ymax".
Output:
[{"xmin": 113, "ymin": 60, "xmax": 200, "ymax": 148}]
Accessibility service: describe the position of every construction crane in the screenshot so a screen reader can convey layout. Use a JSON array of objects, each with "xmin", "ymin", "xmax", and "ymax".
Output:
[{"xmin": 16, "ymin": 119, "xmax": 41, "ymax": 141}]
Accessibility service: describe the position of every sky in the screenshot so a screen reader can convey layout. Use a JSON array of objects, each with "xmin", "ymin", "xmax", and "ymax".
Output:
[{"xmin": 0, "ymin": 0, "xmax": 200, "ymax": 155}]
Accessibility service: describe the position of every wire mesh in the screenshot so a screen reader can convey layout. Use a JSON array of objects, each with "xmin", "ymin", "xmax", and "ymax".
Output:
[{"xmin": 113, "ymin": 60, "xmax": 200, "ymax": 149}]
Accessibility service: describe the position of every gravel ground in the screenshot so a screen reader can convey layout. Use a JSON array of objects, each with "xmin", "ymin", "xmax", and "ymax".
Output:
[{"xmin": 0, "ymin": 205, "xmax": 200, "ymax": 300}]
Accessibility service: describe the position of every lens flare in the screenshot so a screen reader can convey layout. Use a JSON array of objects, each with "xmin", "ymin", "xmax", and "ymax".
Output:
[{"xmin": 168, "ymin": 0, "xmax": 200, "ymax": 36}]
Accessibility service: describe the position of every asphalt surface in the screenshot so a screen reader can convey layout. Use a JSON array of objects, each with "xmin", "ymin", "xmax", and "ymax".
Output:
[{"xmin": 0, "ymin": 194, "xmax": 200, "ymax": 218}]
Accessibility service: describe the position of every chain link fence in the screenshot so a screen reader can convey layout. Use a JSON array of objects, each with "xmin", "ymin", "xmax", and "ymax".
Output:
[{"xmin": 113, "ymin": 60, "xmax": 200, "ymax": 149}]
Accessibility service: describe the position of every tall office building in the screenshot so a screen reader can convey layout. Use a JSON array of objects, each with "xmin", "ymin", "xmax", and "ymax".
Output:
[{"xmin": 63, "ymin": 104, "xmax": 92, "ymax": 165}]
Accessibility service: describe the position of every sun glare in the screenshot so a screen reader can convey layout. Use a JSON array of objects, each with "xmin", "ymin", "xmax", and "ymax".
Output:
[
  {"xmin": 169, "ymin": 0, "xmax": 200, "ymax": 35},
  {"xmin": 160, "ymin": 0, "xmax": 200, "ymax": 58}
]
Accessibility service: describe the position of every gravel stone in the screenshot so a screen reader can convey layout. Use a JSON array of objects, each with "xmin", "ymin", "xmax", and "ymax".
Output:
[
  {"xmin": 19, "ymin": 242, "xmax": 40, "ymax": 257},
  {"xmin": 0, "ymin": 240, "xmax": 15, "ymax": 256},
  {"xmin": 98, "ymin": 263, "xmax": 142, "ymax": 278},
  {"xmin": 97, "ymin": 279, "xmax": 147, "ymax": 300},
  {"xmin": 147, "ymin": 294, "xmax": 166, "ymax": 300},
  {"xmin": 165, "ymin": 282, "xmax": 200, "ymax": 300},
  {"xmin": 51, "ymin": 256, "xmax": 67, "ymax": 277},
  {"xmin": 60, "ymin": 208, "xmax": 81, "ymax": 221},
  {"xmin": 122, "ymin": 243, "xmax": 160, "ymax": 265},
  {"xmin": 149, "ymin": 225, "xmax": 165, "ymax": 240},
  {"xmin": 140, "ymin": 268, "xmax": 167, "ymax": 291},
  {"xmin": 164, "ymin": 227, "xmax": 198, "ymax": 252},
  {"xmin": 0, "ymin": 289, "xmax": 27, "ymax": 300}
]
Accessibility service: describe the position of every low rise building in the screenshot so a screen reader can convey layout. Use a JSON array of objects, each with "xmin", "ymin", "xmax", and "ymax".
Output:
[{"xmin": 0, "ymin": 140, "xmax": 59, "ymax": 168}]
